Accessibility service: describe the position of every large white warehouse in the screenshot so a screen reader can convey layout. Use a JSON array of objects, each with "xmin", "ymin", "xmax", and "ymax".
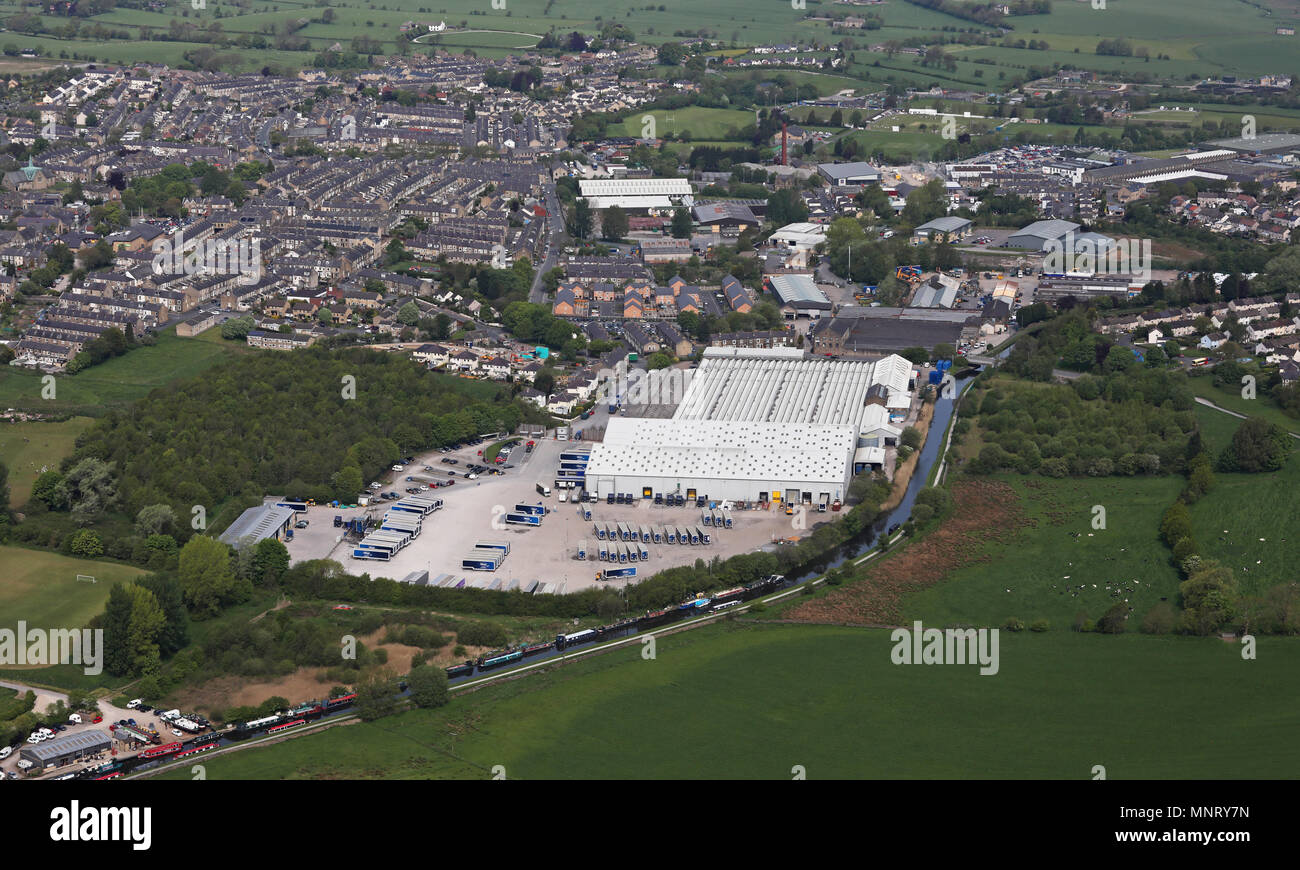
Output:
[
  {"xmin": 578, "ymin": 177, "xmax": 694, "ymax": 211},
  {"xmin": 584, "ymin": 347, "xmax": 915, "ymax": 505}
]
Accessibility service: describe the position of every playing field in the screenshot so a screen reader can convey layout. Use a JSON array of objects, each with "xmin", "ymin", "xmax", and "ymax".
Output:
[
  {"xmin": 613, "ymin": 106, "xmax": 756, "ymax": 142},
  {"xmin": 153, "ymin": 621, "xmax": 1300, "ymax": 779},
  {"xmin": 0, "ymin": 417, "xmax": 94, "ymax": 509},
  {"xmin": 0, "ymin": 546, "xmax": 144, "ymax": 635}
]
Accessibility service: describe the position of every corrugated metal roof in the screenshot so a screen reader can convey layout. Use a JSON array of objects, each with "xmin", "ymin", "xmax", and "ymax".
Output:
[
  {"xmin": 218, "ymin": 504, "xmax": 295, "ymax": 546},
  {"xmin": 21, "ymin": 729, "xmax": 112, "ymax": 762}
]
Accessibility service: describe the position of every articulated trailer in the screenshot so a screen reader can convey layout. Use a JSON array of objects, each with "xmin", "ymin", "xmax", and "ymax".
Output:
[
  {"xmin": 576, "ymin": 540, "xmax": 588, "ymax": 560},
  {"xmin": 476, "ymin": 540, "xmax": 511, "ymax": 556},
  {"xmin": 601, "ymin": 566, "xmax": 637, "ymax": 580},
  {"xmin": 580, "ymin": 503, "xmax": 593, "ymax": 521},
  {"xmin": 652, "ymin": 526, "xmax": 663, "ymax": 544},
  {"xmin": 618, "ymin": 522, "xmax": 632, "ymax": 541},
  {"xmin": 637, "ymin": 541, "xmax": 649, "ymax": 560},
  {"xmin": 687, "ymin": 527, "xmax": 701, "ymax": 545},
  {"xmin": 702, "ymin": 509, "xmax": 713, "ymax": 527},
  {"xmin": 721, "ymin": 509, "xmax": 733, "ymax": 528},
  {"xmin": 462, "ymin": 549, "xmax": 504, "ymax": 571},
  {"xmin": 664, "ymin": 526, "xmax": 677, "ymax": 544},
  {"xmin": 639, "ymin": 524, "xmax": 652, "ymax": 543},
  {"xmin": 514, "ymin": 502, "xmax": 546, "ymax": 516},
  {"xmin": 698, "ymin": 525, "xmax": 711, "ymax": 545},
  {"xmin": 505, "ymin": 512, "xmax": 541, "ymax": 526},
  {"xmin": 380, "ymin": 515, "xmax": 422, "ymax": 534},
  {"xmin": 594, "ymin": 523, "xmax": 607, "ymax": 541},
  {"xmin": 598, "ymin": 540, "xmax": 609, "ymax": 561}
]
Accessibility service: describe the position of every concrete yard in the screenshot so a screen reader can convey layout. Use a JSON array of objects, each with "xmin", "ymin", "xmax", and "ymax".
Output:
[{"xmin": 282, "ymin": 434, "xmax": 802, "ymax": 593}]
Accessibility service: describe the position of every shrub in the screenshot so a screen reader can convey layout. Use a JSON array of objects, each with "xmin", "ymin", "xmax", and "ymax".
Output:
[
  {"xmin": 456, "ymin": 621, "xmax": 508, "ymax": 648},
  {"xmin": 1140, "ymin": 601, "xmax": 1176, "ymax": 634},
  {"xmin": 1002, "ymin": 617, "xmax": 1024, "ymax": 632},
  {"xmin": 1029, "ymin": 618, "xmax": 1049, "ymax": 632}
]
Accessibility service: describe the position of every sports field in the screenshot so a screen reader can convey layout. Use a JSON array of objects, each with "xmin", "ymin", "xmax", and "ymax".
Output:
[
  {"xmin": 0, "ymin": 417, "xmax": 93, "ymax": 509},
  {"xmin": 613, "ymin": 106, "xmax": 756, "ymax": 141},
  {"xmin": 0, "ymin": 545, "xmax": 144, "ymax": 633},
  {"xmin": 153, "ymin": 621, "xmax": 1300, "ymax": 779}
]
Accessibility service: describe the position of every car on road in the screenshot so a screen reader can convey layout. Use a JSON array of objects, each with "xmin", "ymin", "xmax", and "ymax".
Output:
[{"xmin": 444, "ymin": 479, "xmax": 455, "ymax": 487}]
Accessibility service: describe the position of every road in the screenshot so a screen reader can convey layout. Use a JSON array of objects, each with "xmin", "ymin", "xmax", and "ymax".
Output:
[{"xmin": 529, "ymin": 184, "xmax": 566, "ymax": 304}]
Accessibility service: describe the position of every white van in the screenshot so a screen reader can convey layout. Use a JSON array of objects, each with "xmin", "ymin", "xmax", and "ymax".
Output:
[
  {"xmin": 68, "ymin": 713, "xmax": 82, "ymax": 725},
  {"xmin": 0, "ymin": 746, "xmax": 11, "ymax": 759},
  {"xmin": 126, "ymin": 698, "xmax": 142, "ymax": 709},
  {"xmin": 558, "ymin": 491, "xmax": 568, "ymax": 503}
]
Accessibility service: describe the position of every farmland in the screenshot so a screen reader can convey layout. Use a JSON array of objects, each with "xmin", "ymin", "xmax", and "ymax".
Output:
[
  {"xmin": 0, "ymin": 0, "xmax": 1293, "ymax": 80},
  {"xmin": 153, "ymin": 621, "xmax": 1300, "ymax": 779}
]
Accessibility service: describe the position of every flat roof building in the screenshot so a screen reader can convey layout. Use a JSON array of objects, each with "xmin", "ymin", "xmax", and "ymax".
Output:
[
  {"xmin": 817, "ymin": 162, "xmax": 882, "ymax": 186},
  {"xmin": 583, "ymin": 347, "xmax": 916, "ymax": 504},
  {"xmin": 578, "ymin": 177, "xmax": 694, "ymax": 211}
]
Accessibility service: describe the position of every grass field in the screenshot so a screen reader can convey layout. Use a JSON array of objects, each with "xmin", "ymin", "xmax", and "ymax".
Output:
[
  {"xmin": 613, "ymin": 106, "xmax": 756, "ymax": 141},
  {"xmin": 0, "ymin": 546, "xmax": 144, "ymax": 635},
  {"xmin": 903, "ymin": 475, "xmax": 1185, "ymax": 630},
  {"xmin": 153, "ymin": 621, "xmax": 1300, "ymax": 779},
  {"xmin": 8, "ymin": 0, "xmax": 1289, "ymax": 80},
  {"xmin": 1188, "ymin": 378, "xmax": 1300, "ymax": 436},
  {"xmin": 0, "ymin": 417, "xmax": 93, "ymax": 509},
  {"xmin": 0, "ymin": 330, "xmax": 248, "ymax": 416}
]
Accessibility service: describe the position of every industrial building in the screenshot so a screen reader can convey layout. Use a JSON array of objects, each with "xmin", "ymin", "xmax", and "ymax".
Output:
[
  {"xmin": 817, "ymin": 162, "xmax": 882, "ymax": 186},
  {"xmin": 218, "ymin": 503, "xmax": 296, "ymax": 547},
  {"xmin": 766, "ymin": 273, "xmax": 832, "ymax": 318},
  {"xmin": 578, "ymin": 178, "xmax": 694, "ymax": 211},
  {"xmin": 583, "ymin": 347, "xmax": 915, "ymax": 505},
  {"xmin": 1005, "ymin": 219, "xmax": 1114, "ymax": 255},
  {"xmin": 811, "ymin": 307, "xmax": 980, "ymax": 357},
  {"xmin": 20, "ymin": 730, "xmax": 112, "ymax": 772}
]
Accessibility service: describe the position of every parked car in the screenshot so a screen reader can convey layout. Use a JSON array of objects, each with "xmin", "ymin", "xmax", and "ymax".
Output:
[
  {"xmin": 391, "ymin": 465, "xmax": 405, "ymax": 472},
  {"xmin": 295, "ymin": 520, "xmax": 309, "ymax": 529},
  {"xmin": 171, "ymin": 729, "xmax": 184, "ymax": 738}
]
